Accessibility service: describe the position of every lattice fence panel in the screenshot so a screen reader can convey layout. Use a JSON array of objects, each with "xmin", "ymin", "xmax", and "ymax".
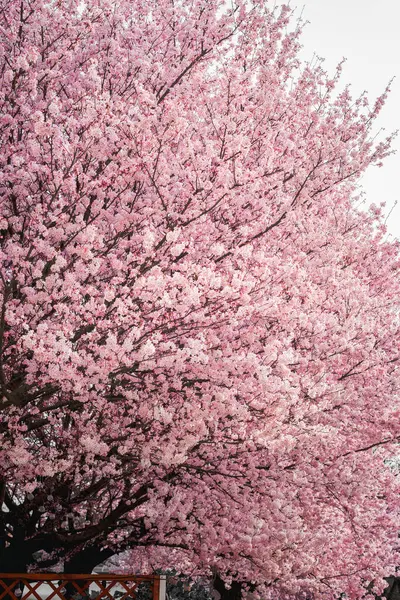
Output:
[{"xmin": 0, "ymin": 574, "xmax": 159, "ymax": 600}]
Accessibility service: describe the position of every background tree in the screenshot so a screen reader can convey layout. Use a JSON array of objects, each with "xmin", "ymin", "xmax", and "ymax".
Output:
[{"xmin": 1, "ymin": 0, "xmax": 400, "ymax": 598}]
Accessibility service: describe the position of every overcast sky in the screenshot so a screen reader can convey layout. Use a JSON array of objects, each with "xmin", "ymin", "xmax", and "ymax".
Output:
[{"xmin": 290, "ymin": 0, "xmax": 400, "ymax": 238}]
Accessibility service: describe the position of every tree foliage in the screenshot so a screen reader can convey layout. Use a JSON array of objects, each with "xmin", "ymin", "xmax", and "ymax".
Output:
[{"xmin": 1, "ymin": 0, "xmax": 400, "ymax": 598}]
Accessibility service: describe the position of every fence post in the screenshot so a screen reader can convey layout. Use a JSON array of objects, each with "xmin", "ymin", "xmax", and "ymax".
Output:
[{"xmin": 158, "ymin": 575, "xmax": 166, "ymax": 600}]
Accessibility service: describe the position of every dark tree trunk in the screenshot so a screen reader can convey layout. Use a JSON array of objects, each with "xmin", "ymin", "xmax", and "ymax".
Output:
[
  {"xmin": 0, "ymin": 523, "xmax": 30, "ymax": 572},
  {"xmin": 213, "ymin": 576, "xmax": 243, "ymax": 600},
  {"xmin": 0, "ymin": 547, "xmax": 28, "ymax": 573},
  {"xmin": 0, "ymin": 538, "xmax": 30, "ymax": 600},
  {"xmin": 0, "ymin": 539, "xmax": 28, "ymax": 600},
  {"xmin": 63, "ymin": 545, "xmax": 115, "ymax": 600},
  {"xmin": 64, "ymin": 545, "xmax": 114, "ymax": 574}
]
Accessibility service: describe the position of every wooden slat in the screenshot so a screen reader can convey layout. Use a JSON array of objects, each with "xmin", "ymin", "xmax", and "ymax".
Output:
[
  {"xmin": 38, "ymin": 580, "xmax": 66, "ymax": 600},
  {"xmin": 0, "ymin": 579, "xmax": 18, "ymax": 600},
  {"xmin": 152, "ymin": 576, "xmax": 160, "ymax": 600},
  {"xmin": 111, "ymin": 579, "xmax": 138, "ymax": 600},
  {"xmin": 21, "ymin": 579, "xmax": 45, "ymax": 600},
  {"xmin": 97, "ymin": 579, "xmax": 127, "ymax": 600}
]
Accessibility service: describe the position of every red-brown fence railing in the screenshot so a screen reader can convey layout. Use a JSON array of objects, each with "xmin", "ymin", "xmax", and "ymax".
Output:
[{"xmin": 0, "ymin": 574, "xmax": 166, "ymax": 600}]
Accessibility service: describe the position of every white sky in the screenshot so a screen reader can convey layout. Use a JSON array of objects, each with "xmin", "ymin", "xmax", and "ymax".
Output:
[{"xmin": 291, "ymin": 0, "xmax": 400, "ymax": 238}]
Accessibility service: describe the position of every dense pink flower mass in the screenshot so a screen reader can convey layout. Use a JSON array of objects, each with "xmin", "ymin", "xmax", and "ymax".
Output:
[{"xmin": 1, "ymin": 0, "xmax": 400, "ymax": 597}]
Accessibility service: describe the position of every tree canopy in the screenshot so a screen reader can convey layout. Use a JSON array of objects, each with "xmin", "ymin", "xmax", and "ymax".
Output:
[{"xmin": 1, "ymin": 0, "xmax": 400, "ymax": 598}]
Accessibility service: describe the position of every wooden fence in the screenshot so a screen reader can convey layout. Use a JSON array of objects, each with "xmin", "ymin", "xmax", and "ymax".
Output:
[{"xmin": 0, "ymin": 574, "xmax": 166, "ymax": 600}]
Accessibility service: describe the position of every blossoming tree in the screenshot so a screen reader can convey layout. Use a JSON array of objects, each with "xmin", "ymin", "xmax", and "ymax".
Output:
[{"xmin": 1, "ymin": 0, "xmax": 400, "ymax": 598}]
